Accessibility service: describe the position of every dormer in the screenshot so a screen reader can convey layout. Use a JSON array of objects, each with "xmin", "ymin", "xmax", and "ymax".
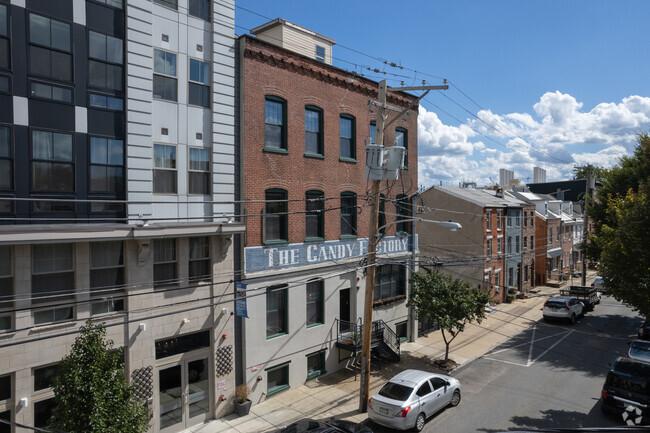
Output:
[{"xmin": 251, "ymin": 18, "xmax": 336, "ymax": 65}]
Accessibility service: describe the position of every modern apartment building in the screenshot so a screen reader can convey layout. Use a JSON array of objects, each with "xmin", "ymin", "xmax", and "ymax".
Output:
[
  {"xmin": 235, "ymin": 19, "xmax": 419, "ymax": 404},
  {"xmin": 0, "ymin": 1, "xmax": 243, "ymax": 432}
]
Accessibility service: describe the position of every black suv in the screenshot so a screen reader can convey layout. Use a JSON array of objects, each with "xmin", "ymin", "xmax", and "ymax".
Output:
[{"xmin": 601, "ymin": 356, "xmax": 650, "ymax": 423}]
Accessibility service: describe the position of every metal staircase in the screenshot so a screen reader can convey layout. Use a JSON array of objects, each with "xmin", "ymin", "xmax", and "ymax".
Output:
[{"xmin": 335, "ymin": 318, "xmax": 401, "ymax": 371}]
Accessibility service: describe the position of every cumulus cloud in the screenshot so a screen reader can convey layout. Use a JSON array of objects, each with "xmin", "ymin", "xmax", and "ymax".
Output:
[{"xmin": 417, "ymin": 92, "xmax": 650, "ymax": 189}]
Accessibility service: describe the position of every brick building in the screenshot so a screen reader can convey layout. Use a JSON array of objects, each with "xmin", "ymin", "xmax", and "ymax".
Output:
[
  {"xmin": 508, "ymin": 191, "xmax": 537, "ymax": 294},
  {"xmin": 235, "ymin": 20, "xmax": 419, "ymax": 404}
]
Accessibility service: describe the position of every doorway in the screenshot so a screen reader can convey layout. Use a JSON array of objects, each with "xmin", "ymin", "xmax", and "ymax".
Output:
[
  {"xmin": 158, "ymin": 356, "xmax": 211, "ymax": 432},
  {"xmin": 339, "ymin": 288, "xmax": 350, "ymax": 331}
]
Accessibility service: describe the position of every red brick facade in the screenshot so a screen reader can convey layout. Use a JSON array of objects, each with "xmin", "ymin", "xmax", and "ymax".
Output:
[
  {"xmin": 521, "ymin": 204, "xmax": 536, "ymax": 293},
  {"xmin": 240, "ymin": 36, "xmax": 419, "ymax": 246},
  {"xmin": 483, "ymin": 207, "xmax": 505, "ymax": 303}
]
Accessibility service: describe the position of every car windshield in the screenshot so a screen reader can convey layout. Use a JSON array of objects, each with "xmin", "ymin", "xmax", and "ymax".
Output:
[
  {"xmin": 606, "ymin": 372, "xmax": 650, "ymax": 394},
  {"xmin": 378, "ymin": 382, "xmax": 413, "ymax": 401},
  {"xmin": 631, "ymin": 342, "xmax": 650, "ymax": 359}
]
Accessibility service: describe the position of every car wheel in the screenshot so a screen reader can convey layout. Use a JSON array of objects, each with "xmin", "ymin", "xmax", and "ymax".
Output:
[
  {"xmin": 570, "ymin": 313, "xmax": 576, "ymax": 325},
  {"xmin": 450, "ymin": 389, "xmax": 461, "ymax": 407},
  {"xmin": 414, "ymin": 413, "xmax": 426, "ymax": 432}
]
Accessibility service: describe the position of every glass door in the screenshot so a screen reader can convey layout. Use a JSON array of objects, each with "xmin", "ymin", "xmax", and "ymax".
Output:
[{"xmin": 159, "ymin": 357, "xmax": 211, "ymax": 432}]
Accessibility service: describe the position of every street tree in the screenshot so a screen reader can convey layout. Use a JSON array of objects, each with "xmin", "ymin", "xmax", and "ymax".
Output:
[
  {"xmin": 408, "ymin": 270, "xmax": 491, "ymax": 363},
  {"xmin": 50, "ymin": 320, "xmax": 150, "ymax": 433}
]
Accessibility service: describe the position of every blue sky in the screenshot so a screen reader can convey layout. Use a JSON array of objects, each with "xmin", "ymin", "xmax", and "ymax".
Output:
[{"xmin": 235, "ymin": 0, "xmax": 650, "ymax": 187}]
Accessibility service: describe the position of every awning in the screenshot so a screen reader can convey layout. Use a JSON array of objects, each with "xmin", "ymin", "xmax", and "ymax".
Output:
[{"xmin": 547, "ymin": 247, "xmax": 563, "ymax": 258}]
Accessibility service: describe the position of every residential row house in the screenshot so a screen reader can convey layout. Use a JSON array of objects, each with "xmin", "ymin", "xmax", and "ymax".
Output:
[
  {"xmin": 235, "ymin": 19, "xmax": 420, "ymax": 404},
  {"xmin": 0, "ymin": 1, "xmax": 244, "ymax": 432}
]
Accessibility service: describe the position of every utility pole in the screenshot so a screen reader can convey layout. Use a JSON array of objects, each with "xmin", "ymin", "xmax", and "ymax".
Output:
[
  {"xmin": 581, "ymin": 164, "xmax": 592, "ymax": 286},
  {"xmin": 359, "ymin": 80, "xmax": 447, "ymax": 413}
]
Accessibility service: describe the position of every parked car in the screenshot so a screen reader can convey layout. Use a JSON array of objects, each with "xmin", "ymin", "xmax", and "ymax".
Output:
[
  {"xmin": 639, "ymin": 322, "xmax": 650, "ymax": 340},
  {"xmin": 276, "ymin": 418, "xmax": 373, "ymax": 433},
  {"xmin": 601, "ymin": 356, "xmax": 650, "ymax": 423},
  {"xmin": 628, "ymin": 340, "xmax": 650, "ymax": 362},
  {"xmin": 368, "ymin": 369, "xmax": 461, "ymax": 432},
  {"xmin": 592, "ymin": 276, "xmax": 606, "ymax": 294},
  {"xmin": 542, "ymin": 296, "xmax": 584, "ymax": 324}
]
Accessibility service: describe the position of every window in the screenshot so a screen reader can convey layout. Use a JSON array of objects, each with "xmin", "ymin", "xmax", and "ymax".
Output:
[
  {"xmin": 396, "ymin": 194, "xmax": 410, "ymax": 234},
  {"xmin": 32, "ymin": 244, "xmax": 74, "ymax": 325},
  {"xmin": 304, "ymin": 106, "xmax": 323, "ymax": 156},
  {"xmin": 306, "ymin": 279, "xmax": 323, "ymax": 327},
  {"xmin": 29, "ymin": 14, "xmax": 72, "ymax": 82},
  {"xmin": 305, "ymin": 190, "xmax": 324, "ymax": 240},
  {"xmin": 374, "ymin": 264, "xmax": 406, "ymax": 301},
  {"xmin": 497, "ymin": 210, "xmax": 502, "ymax": 230},
  {"xmin": 153, "ymin": 49, "xmax": 177, "ymax": 101},
  {"xmin": 548, "ymin": 228, "xmax": 552, "ymax": 244},
  {"xmin": 0, "ymin": 75, "xmax": 8, "ymax": 93},
  {"xmin": 90, "ymin": 137, "xmax": 124, "ymax": 193},
  {"xmin": 33, "ymin": 364, "xmax": 58, "ymax": 428},
  {"xmin": 307, "ymin": 350, "xmax": 326, "ymax": 379},
  {"xmin": 340, "ymin": 115, "xmax": 355, "ymax": 160},
  {"xmin": 486, "ymin": 238, "xmax": 492, "ymax": 259},
  {"xmin": 524, "ymin": 211, "xmax": 528, "ymax": 227},
  {"xmin": 395, "ymin": 127, "xmax": 407, "ymax": 169},
  {"xmin": 486, "ymin": 211, "xmax": 491, "ymax": 231},
  {"xmin": 266, "ymin": 284, "xmax": 287, "ymax": 338},
  {"xmin": 89, "ymin": 93, "xmax": 123, "ymax": 110},
  {"xmin": 495, "ymin": 271, "xmax": 500, "ymax": 290},
  {"xmin": 93, "ymin": 0, "xmax": 123, "ymax": 8},
  {"xmin": 34, "ymin": 398, "xmax": 56, "ymax": 429},
  {"xmin": 189, "ymin": 58, "xmax": 210, "ymax": 107},
  {"xmin": 265, "ymin": 189, "xmax": 288, "ymax": 244},
  {"xmin": 516, "ymin": 236, "xmax": 520, "ymax": 253},
  {"xmin": 497, "ymin": 238, "xmax": 502, "ymax": 255},
  {"xmin": 315, "ymin": 45, "xmax": 325, "ymax": 62},
  {"xmin": 31, "ymin": 130, "xmax": 73, "ymax": 192},
  {"xmin": 340, "ymin": 192, "xmax": 357, "ymax": 238},
  {"xmin": 154, "ymin": 0, "xmax": 177, "ymax": 9},
  {"xmin": 155, "ymin": 330, "xmax": 210, "ymax": 359},
  {"xmin": 531, "ymin": 236, "xmax": 534, "ymax": 250},
  {"xmin": 508, "ymin": 268, "xmax": 513, "ymax": 287},
  {"xmin": 378, "ymin": 194, "xmax": 386, "ymax": 235},
  {"xmin": 0, "ymin": 374, "xmax": 11, "ymax": 433},
  {"xmin": 154, "ymin": 239, "xmax": 177, "ymax": 287},
  {"xmin": 524, "ymin": 265, "xmax": 529, "ymax": 282},
  {"xmin": 431, "ymin": 377, "xmax": 447, "ymax": 391},
  {"xmin": 507, "ymin": 237, "xmax": 512, "ymax": 254},
  {"xmin": 267, "ymin": 363, "xmax": 289, "ymax": 395},
  {"xmin": 153, "ymin": 144, "xmax": 177, "ymax": 194},
  {"xmin": 88, "ymin": 31, "xmax": 123, "ymax": 91},
  {"xmin": 0, "ymin": 5, "xmax": 9, "ymax": 70},
  {"xmin": 369, "ymin": 121, "xmax": 376, "ymax": 144},
  {"xmin": 556, "ymin": 229, "xmax": 560, "ymax": 241},
  {"xmin": 523, "ymin": 236, "xmax": 527, "ymax": 250},
  {"xmin": 531, "ymin": 214, "xmax": 534, "ymax": 226},
  {"xmin": 416, "ymin": 381, "xmax": 432, "ymax": 397},
  {"xmin": 265, "ymin": 96, "xmax": 286, "ymax": 150},
  {"xmin": 90, "ymin": 241, "xmax": 124, "ymax": 315},
  {"xmin": 189, "ymin": 237, "xmax": 210, "ymax": 282},
  {"xmin": 0, "ymin": 246, "xmax": 12, "ymax": 331},
  {"xmin": 189, "ymin": 0, "xmax": 210, "ymax": 20},
  {"xmin": 396, "ymin": 321, "xmax": 407, "ymax": 342},
  {"xmin": 0, "ymin": 126, "xmax": 12, "ymax": 192},
  {"xmin": 188, "ymin": 147, "xmax": 210, "ymax": 194},
  {"xmin": 507, "ymin": 215, "xmax": 512, "ymax": 227},
  {"xmin": 30, "ymin": 81, "xmax": 72, "ymax": 103}
]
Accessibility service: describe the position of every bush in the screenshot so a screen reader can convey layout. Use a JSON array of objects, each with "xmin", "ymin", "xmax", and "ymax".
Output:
[{"xmin": 235, "ymin": 384, "xmax": 251, "ymax": 404}]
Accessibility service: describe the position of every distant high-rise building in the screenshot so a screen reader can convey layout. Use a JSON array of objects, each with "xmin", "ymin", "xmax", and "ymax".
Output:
[
  {"xmin": 499, "ymin": 168, "xmax": 514, "ymax": 187},
  {"xmin": 534, "ymin": 167, "xmax": 547, "ymax": 183}
]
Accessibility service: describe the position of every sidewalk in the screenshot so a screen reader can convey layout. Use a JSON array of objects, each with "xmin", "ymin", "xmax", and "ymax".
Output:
[{"xmin": 186, "ymin": 272, "xmax": 597, "ymax": 433}]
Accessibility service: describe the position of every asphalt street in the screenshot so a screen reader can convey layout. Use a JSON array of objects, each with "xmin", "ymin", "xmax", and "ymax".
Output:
[{"xmin": 369, "ymin": 295, "xmax": 644, "ymax": 432}]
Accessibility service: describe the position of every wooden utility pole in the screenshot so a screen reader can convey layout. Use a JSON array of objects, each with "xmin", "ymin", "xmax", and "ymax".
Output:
[
  {"xmin": 359, "ymin": 80, "xmax": 448, "ymax": 413},
  {"xmin": 359, "ymin": 80, "xmax": 386, "ymax": 413},
  {"xmin": 581, "ymin": 164, "xmax": 592, "ymax": 286}
]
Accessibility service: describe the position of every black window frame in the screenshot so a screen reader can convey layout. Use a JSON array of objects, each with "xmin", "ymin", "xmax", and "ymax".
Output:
[
  {"xmin": 0, "ymin": 245, "xmax": 12, "ymax": 332},
  {"xmin": 0, "ymin": 4, "xmax": 9, "ymax": 71},
  {"xmin": 340, "ymin": 191, "xmax": 357, "ymax": 239},
  {"xmin": 264, "ymin": 96, "xmax": 287, "ymax": 152},
  {"xmin": 89, "ymin": 136, "xmax": 124, "ymax": 194},
  {"xmin": 29, "ymin": 80, "xmax": 73, "ymax": 104},
  {"xmin": 373, "ymin": 264, "xmax": 406, "ymax": 302},
  {"xmin": 264, "ymin": 188, "xmax": 288, "ymax": 245},
  {"xmin": 0, "ymin": 125, "xmax": 13, "ymax": 194},
  {"xmin": 395, "ymin": 194, "xmax": 411, "ymax": 235},
  {"xmin": 339, "ymin": 114, "xmax": 356, "ymax": 161},
  {"xmin": 28, "ymin": 13, "xmax": 72, "ymax": 83},
  {"xmin": 153, "ymin": 0, "xmax": 177, "ymax": 9},
  {"xmin": 304, "ymin": 105, "xmax": 323, "ymax": 157},
  {"xmin": 305, "ymin": 190, "xmax": 324, "ymax": 241},
  {"xmin": 89, "ymin": 92, "xmax": 124, "ymax": 111},
  {"xmin": 189, "ymin": 0, "xmax": 210, "ymax": 21},
  {"xmin": 395, "ymin": 127, "xmax": 408, "ymax": 169},
  {"xmin": 154, "ymin": 238, "xmax": 177, "ymax": 288},
  {"xmin": 30, "ymin": 129, "xmax": 74, "ymax": 193},
  {"xmin": 378, "ymin": 194, "xmax": 386, "ymax": 235},
  {"xmin": 88, "ymin": 30, "xmax": 124, "ymax": 92}
]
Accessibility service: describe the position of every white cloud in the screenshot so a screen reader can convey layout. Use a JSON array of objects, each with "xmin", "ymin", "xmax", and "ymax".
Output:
[{"xmin": 417, "ymin": 92, "xmax": 650, "ymax": 189}]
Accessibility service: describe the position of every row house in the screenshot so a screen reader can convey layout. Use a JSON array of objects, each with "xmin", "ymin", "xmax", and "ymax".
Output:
[
  {"xmin": 0, "ymin": 1, "xmax": 244, "ymax": 432},
  {"xmin": 506, "ymin": 191, "xmax": 536, "ymax": 293},
  {"xmin": 235, "ymin": 20, "xmax": 419, "ymax": 404}
]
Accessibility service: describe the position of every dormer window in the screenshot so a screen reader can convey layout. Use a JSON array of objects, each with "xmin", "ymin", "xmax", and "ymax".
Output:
[{"xmin": 315, "ymin": 45, "xmax": 325, "ymax": 62}]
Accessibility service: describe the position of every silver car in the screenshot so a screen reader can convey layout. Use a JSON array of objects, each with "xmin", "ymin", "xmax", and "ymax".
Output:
[{"xmin": 368, "ymin": 369, "xmax": 461, "ymax": 432}]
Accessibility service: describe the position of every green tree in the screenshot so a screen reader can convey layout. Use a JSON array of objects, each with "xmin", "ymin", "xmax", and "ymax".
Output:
[
  {"xmin": 50, "ymin": 320, "xmax": 150, "ymax": 433},
  {"xmin": 408, "ymin": 271, "xmax": 491, "ymax": 362}
]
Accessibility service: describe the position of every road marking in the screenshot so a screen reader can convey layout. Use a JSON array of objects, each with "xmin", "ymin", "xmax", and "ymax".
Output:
[{"xmin": 483, "ymin": 327, "xmax": 574, "ymax": 368}]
